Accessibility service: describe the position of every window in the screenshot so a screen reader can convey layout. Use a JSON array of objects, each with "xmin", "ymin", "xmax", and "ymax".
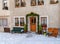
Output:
[
  {"xmin": 50, "ymin": 0, "xmax": 58, "ymax": 4},
  {"xmin": 38, "ymin": 0, "xmax": 44, "ymax": 5},
  {"xmin": 15, "ymin": 0, "xmax": 26, "ymax": 8},
  {"xmin": 41, "ymin": 17, "xmax": 47, "ymax": 31},
  {"xmin": 21, "ymin": 0, "xmax": 26, "ymax": 7},
  {"xmin": 31, "ymin": 0, "xmax": 36, "ymax": 6},
  {"xmin": 0, "ymin": 18, "xmax": 8, "ymax": 26},
  {"xmin": 14, "ymin": 17, "xmax": 25, "ymax": 27},
  {"xmin": 15, "ymin": 0, "xmax": 20, "ymax": 7},
  {"xmin": 3, "ymin": 0, "xmax": 8, "ymax": 10},
  {"xmin": 15, "ymin": 18, "xmax": 19, "ymax": 26},
  {"xmin": 41, "ymin": 17, "xmax": 47, "ymax": 25},
  {"xmin": 31, "ymin": 0, "xmax": 44, "ymax": 6},
  {"xmin": 20, "ymin": 18, "xmax": 24, "ymax": 26}
]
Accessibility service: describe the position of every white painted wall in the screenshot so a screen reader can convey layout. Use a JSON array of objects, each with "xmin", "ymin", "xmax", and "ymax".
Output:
[
  {"xmin": 59, "ymin": 0, "xmax": 60, "ymax": 27},
  {"xmin": 0, "ymin": 0, "xmax": 60, "ymax": 32},
  {"xmin": 0, "ymin": 0, "xmax": 11, "ymax": 32},
  {"xmin": 0, "ymin": 0, "xmax": 10, "ymax": 16},
  {"xmin": 10, "ymin": 0, "xmax": 60, "ymax": 28}
]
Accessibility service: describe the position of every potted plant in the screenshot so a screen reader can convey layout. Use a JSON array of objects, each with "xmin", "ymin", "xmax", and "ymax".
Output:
[
  {"xmin": 24, "ymin": 24, "xmax": 27, "ymax": 33},
  {"xmin": 38, "ymin": 25, "xmax": 42, "ymax": 34},
  {"xmin": 43, "ymin": 32, "xmax": 47, "ymax": 36},
  {"xmin": 15, "ymin": 3, "xmax": 19, "ymax": 7}
]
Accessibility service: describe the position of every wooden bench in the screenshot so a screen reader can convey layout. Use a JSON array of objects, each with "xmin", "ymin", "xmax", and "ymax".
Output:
[{"xmin": 48, "ymin": 28, "xmax": 58, "ymax": 37}]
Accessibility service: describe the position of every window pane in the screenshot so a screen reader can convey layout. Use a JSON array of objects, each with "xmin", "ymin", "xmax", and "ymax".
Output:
[
  {"xmin": 0, "ymin": 18, "xmax": 8, "ymax": 26},
  {"xmin": 38, "ymin": 0, "xmax": 44, "ymax": 5},
  {"xmin": 15, "ymin": 0, "xmax": 20, "ymax": 7},
  {"xmin": 20, "ymin": 18, "xmax": 24, "ymax": 26},
  {"xmin": 2, "ymin": 19, "xmax": 8, "ymax": 26},
  {"xmin": 15, "ymin": 0, "xmax": 26, "ymax": 7},
  {"xmin": 31, "ymin": 0, "xmax": 36, "ymax": 6},
  {"xmin": 41, "ymin": 17, "xmax": 47, "ymax": 25},
  {"xmin": 50, "ymin": 0, "xmax": 58, "ymax": 4},
  {"xmin": 3, "ymin": 0, "xmax": 8, "ymax": 10},
  {"xmin": 21, "ymin": 0, "xmax": 26, "ymax": 7},
  {"xmin": 41, "ymin": 17, "xmax": 47, "ymax": 27},
  {"xmin": 41, "ymin": 17, "xmax": 47, "ymax": 30},
  {"xmin": 15, "ymin": 18, "xmax": 19, "ymax": 26},
  {"xmin": 0, "ymin": 19, "xmax": 2, "ymax": 26}
]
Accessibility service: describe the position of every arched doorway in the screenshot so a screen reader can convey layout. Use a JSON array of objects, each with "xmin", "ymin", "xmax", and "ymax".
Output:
[{"xmin": 26, "ymin": 12, "xmax": 39, "ymax": 32}]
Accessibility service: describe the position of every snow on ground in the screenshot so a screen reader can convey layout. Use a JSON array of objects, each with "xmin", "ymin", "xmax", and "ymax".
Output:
[{"xmin": 0, "ymin": 32, "xmax": 60, "ymax": 44}]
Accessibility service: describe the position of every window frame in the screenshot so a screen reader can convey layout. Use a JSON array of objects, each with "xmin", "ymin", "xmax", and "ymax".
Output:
[
  {"xmin": 3, "ymin": 0, "xmax": 8, "ymax": 10},
  {"xmin": 31, "ymin": 0, "xmax": 44, "ymax": 6},
  {"xmin": 50, "ymin": 0, "xmax": 59, "ymax": 4},
  {"xmin": 15, "ymin": 0, "xmax": 26, "ymax": 8},
  {"xmin": 38, "ymin": 0, "xmax": 44, "ymax": 5},
  {"xmin": 40, "ymin": 16, "xmax": 48, "ymax": 31},
  {"xmin": 14, "ymin": 16, "xmax": 25, "ymax": 28},
  {"xmin": 31, "ymin": 0, "xmax": 36, "ymax": 6},
  {"xmin": 0, "ymin": 18, "xmax": 8, "ymax": 27}
]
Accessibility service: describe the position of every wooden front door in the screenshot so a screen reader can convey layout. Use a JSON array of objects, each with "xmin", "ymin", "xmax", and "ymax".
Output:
[{"xmin": 30, "ymin": 17, "xmax": 36, "ymax": 32}]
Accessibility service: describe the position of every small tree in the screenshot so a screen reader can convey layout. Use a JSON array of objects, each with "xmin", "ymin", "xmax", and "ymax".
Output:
[
  {"xmin": 39, "ymin": 25, "xmax": 42, "ymax": 30},
  {"xmin": 38, "ymin": 25, "xmax": 42, "ymax": 34},
  {"xmin": 24, "ymin": 24, "xmax": 27, "ymax": 33}
]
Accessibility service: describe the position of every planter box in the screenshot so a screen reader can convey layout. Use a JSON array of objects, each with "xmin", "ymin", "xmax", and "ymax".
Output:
[{"xmin": 4, "ymin": 28, "xmax": 10, "ymax": 32}]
